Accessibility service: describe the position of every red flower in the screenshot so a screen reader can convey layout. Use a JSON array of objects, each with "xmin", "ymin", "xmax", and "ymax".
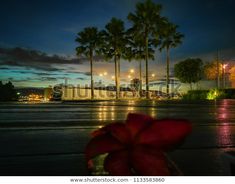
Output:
[{"xmin": 85, "ymin": 113, "xmax": 192, "ymax": 176}]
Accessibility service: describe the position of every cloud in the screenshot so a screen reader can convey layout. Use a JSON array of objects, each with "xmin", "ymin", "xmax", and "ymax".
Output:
[
  {"xmin": 41, "ymin": 77, "xmax": 58, "ymax": 81},
  {"xmin": 7, "ymin": 78, "xmax": 31, "ymax": 83},
  {"xmin": 84, "ymin": 72, "xmax": 91, "ymax": 76},
  {"xmin": 0, "ymin": 47, "xmax": 105, "ymax": 75},
  {"xmin": 76, "ymin": 77, "xmax": 86, "ymax": 81},
  {"xmin": 0, "ymin": 47, "xmax": 85, "ymax": 71},
  {"xmin": 11, "ymin": 70, "xmax": 68, "ymax": 76},
  {"xmin": 0, "ymin": 60, "xmax": 22, "ymax": 67},
  {"xmin": 0, "ymin": 66, "xmax": 10, "ymax": 70},
  {"xmin": 6, "ymin": 76, "xmax": 61, "ymax": 83}
]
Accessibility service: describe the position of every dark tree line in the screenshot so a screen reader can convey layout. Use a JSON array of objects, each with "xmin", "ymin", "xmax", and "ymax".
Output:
[{"xmin": 0, "ymin": 81, "xmax": 18, "ymax": 101}]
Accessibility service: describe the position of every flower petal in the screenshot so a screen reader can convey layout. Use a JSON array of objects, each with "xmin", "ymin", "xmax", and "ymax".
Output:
[
  {"xmin": 91, "ymin": 128, "xmax": 106, "ymax": 137},
  {"xmin": 105, "ymin": 123, "xmax": 131, "ymax": 144},
  {"xmin": 85, "ymin": 134, "xmax": 124, "ymax": 161},
  {"xmin": 92, "ymin": 123, "xmax": 131, "ymax": 144},
  {"xmin": 104, "ymin": 150, "xmax": 132, "ymax": 176},
  {"xmin": 131, "ymin": 145, "xmax": 170, "ymax": 176},
  {"xmin": 126, "ymin": 113, "xmax": 155, "ymax": 139},
  {"xmin": 136, "ymin": 119, "xmax": 192, "ymax": 150}
]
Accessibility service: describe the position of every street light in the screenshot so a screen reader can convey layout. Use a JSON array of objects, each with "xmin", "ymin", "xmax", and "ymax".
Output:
[
  {"xmin": 130, "ymin": 69, "xmax": 134, "ymax": 74},
  {"xmin": 223, "ymin": 64, "xmax": 228, "ymax": 88},
  {"xmin": 151, "ymin": 73, "xmax": 155, "ymax": 78},
  {"xmin": 223, "ymin": 64, "xmax": 228, "ymax": 69},
  {"xmin": 103, "ymin": 72, "xmax": 108, "ymax": 76}
]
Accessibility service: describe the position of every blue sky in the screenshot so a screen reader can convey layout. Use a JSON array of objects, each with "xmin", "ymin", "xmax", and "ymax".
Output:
[{"xmin": 0, "ymin": 0, "xmax": 235, "ymax": 87}]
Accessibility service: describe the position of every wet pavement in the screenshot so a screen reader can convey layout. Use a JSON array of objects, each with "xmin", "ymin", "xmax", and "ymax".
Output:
[{"xmin": 0, "ymin": 99, "xmax": 235, "ymax": 176}]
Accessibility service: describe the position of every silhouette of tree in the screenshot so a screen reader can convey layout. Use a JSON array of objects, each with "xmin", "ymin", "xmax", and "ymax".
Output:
[
  {"xmin": 128, "ymin": 0, "xmax": 165, "ymax": 99},
  {"xmin": 174, "ymin": 58, "xmax": 203, "ymax": 90},
  {"xmin": 76, "ymin": 27, "xmax": 102, "ymax": 99},
  {"xmin": 0, "ymin": 81, "xmax": 18, "ymax": 101},
  {"xmin": 101, "ymin": 18, "xmax": 127, "ymax": 99}
]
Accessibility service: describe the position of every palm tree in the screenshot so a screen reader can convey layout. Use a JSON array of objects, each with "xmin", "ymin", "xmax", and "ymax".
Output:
[
  {"xmin": 159, "ymin": 23, "xmax": 184, "ymax": 97},
  {"xmin": 125, "ymin": 30, "xmax": 154, "ymax": 97},
  {"xmin": 128, "ymin": 0, "xmax": 164, "ymax": 99},
  {"xmin": 75, "ymin": 27, "xmax": 102, "ymax": 99},
  {"xmin": 101, "ymin": 18, "xmax": 127, "ymax": 99}
]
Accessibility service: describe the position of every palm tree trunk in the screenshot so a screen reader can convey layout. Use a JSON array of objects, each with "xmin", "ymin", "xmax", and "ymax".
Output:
[
  {"xmin": 139, "ymin": 60, "xmax": 142, "ymax": 98},
  {"xmin": 145, "ymin": 34, "xmax": 150, "ymax": 99},
  {"xmin": 90, "ymin": 50, "xmax": 94, "ymax": 99},
  {"xmin": 118, "ymin": 58, "xmax": 121, "ymax": 98},
  {"xmin": 216, "ymin": 50, "xmax": 220, "ymax": 89},
  {"xmin": 166, "ymin": 47, "xmax": 170, "ymax": 98},
  {"xmin": 115, "ymin": 54, "xmax": 119, "ymax": 99}
]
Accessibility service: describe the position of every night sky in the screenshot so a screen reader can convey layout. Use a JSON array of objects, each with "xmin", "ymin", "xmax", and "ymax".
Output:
[{"xmin": 0, "ymin": 0, "xmax": 235, "ymax": 87}]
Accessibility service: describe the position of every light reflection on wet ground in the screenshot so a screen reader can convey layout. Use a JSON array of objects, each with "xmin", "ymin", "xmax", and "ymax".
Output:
[{"xmin": 0, "ymin": 99, "xmax": 234, "ymax": 175}]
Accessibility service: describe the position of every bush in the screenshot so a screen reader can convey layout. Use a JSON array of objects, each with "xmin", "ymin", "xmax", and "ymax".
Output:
[
  {"xmin": 206, "ymin": 89, "xmax": 226, "ymax": 100},
  {"xmin": 182, "ymin": 90, "xmax": 209, "ymax": 100},
  {"xmin": 223, "ymin": 89, "xmax": 235, "ymax": 99},
  {"xmin": 182, "ymin": 89, "xmax": 235, "ymax": 100}
]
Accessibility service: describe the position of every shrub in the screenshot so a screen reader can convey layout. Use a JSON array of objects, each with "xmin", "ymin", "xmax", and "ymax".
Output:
[
  {"xmin": 223, "ymin": 89, "xmax": 235, "ymax": 99},
  {"xmin": 182, "ymin": 90, "xmax": 209, "ymax": 100},
  {"xmin": 182, "ymin": 88, "xmax": 235, "ymax": 100},
  {"xmin": 206, "ymin": 89, "xmax": 225, "ymax": 100}
]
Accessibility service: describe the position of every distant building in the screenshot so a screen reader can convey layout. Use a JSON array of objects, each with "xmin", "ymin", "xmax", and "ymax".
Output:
[
  {"xmin": 130, "ymin": 78, "xmax": 140, "ymax": 90},
  {"xmin": 44, "ymin": 87, "xmax": 53, "ymax": 101}
]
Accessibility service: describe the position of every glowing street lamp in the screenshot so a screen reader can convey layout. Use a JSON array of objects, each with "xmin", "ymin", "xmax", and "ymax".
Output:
[
  {"xmin": 99, "ymin": 73, "xmax": 103, "ymax": 77},
  {"xmin": 103, "ymin": 72, "xmax": 108, "ymax": 76},
  {"xmin": 223, "ymin": 64, "xmax": 228, "ymax": 69},
  {"xmin": 130, "ymin": 69, "xmax": 135, "ymax": 74},
  {"xmin": 151, "ymin": 73, "xmax": 155, "ymax": 77},
  {"xmin": 111, "ymin": 76, "xmax": 115, "ymax": 80}
]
